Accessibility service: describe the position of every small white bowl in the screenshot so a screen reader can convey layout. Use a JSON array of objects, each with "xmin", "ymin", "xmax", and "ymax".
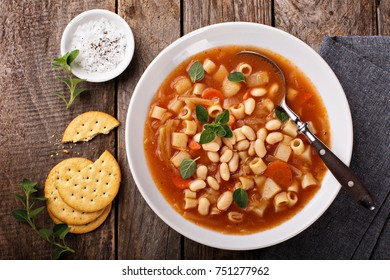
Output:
[
  {"xmin": 126, "ymin": 22, "xmax": 353, "ymax": 250},
  {"xmin": 61, "ymin": 9, "xmax": 135, "ymax": 83}
]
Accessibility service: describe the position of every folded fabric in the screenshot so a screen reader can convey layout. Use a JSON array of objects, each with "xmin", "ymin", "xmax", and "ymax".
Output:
[{"xmin": 255, "ymin": 36, "xmax": 390, "ymax": 260}]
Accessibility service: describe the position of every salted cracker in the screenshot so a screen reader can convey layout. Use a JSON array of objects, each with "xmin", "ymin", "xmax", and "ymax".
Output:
[
  {"xmin": 48, "ymin": 203, "xmax": 112, "ymax": 234},
  {"xmin": 62, "ymin": 111, "xmax": 120, "ymax": 143},
  {"xmin": 44, "ymin": 158, "xmax": 104, "ymax": 225},
  {"xmin": 56, "ymin": 150, "xmax": 121, "ymax": 212}
]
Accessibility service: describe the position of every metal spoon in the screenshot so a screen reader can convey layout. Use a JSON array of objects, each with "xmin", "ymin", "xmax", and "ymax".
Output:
[{"xmin": 238, "ymin": 51, "xmax": 375, "ymax": 210}]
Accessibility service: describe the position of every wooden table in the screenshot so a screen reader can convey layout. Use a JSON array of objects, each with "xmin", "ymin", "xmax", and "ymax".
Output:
[{"xmin": 1, "ymin": 0, "xmax": 388, "ymax": 260}]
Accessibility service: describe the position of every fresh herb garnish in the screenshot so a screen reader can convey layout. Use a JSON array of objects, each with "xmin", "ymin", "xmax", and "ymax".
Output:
[
  {"xmin": 275, "ymin": 106, "xmax": 290, "ymax": 123},
  {"xmin": 195, "ymin": 105, "xmax": 233, "ymax": 144},
  {"xmin": 188, "ymin": 61, "xmax": 205, "ymax": 83},
  {"xmin": 233, "ymin": 188, "xmax": 248, "ymax": 208},
  {"xmin": 195, "ymin": 104, "xmax": 209, "ymax": 124},
  {"xmin": 180, "ymin": 157, "xmax": 199, "ymax": 179},
  {"xmin": 52, "ymin": 49, "xmax": 86, "ymax": 109},
  {"xmin": 11, "ymin": 179, "xmax": 75, "ymax": 259},
  {"xmin": 228, "ymin": 72, "xmax": 246, "ymax": 83}
]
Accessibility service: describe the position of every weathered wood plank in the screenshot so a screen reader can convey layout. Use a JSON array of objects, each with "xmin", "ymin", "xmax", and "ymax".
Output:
[
  {"xmin": 0, "ymin": 0, "xmax": 116, "ymax": 259},
  {"xmin": 274, "ymin": 0, "xmax": 377, "ymax": 51},
  {"xmin": 116, "ymin": 0, "xmax": 182, "ymax": 259},
  {"xmin": 183, "ymin": 0, "xmax": 273, "ymax": 34},
  {"xmin": 182, "ymin": 0, "xmax": 273, "ymax": 260},
  {"xmin": 377, "ymin": 0, "xmax": 390, "ymax": 35}
]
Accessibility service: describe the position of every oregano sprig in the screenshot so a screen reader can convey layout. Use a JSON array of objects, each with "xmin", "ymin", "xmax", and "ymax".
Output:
[
  {"xmin": 188, "ymin": 61, "xmax": 205, "ymax": 83},
  {"xmin": 196, "ymin": 105, "xmax": 233, "ymax": 144},
  {"xmin": 180, "ymin": 157, "xmax": 200, "ymax": 179},
  {"xmin": 228, "ymin": 72, "xmax": 246, "ymax": 83},
  {"xmin": 52, "ymin": 49, "xmax": 86, "ymax": 109},
  {"xmin": 275, "ymin": 106, "xmax": 290, "ymax": 123},
  {"xmin": 233, "ymin": 188, "xmax": 248, "ymax": 208},
  {"xmin": 11, "ymin": 179, "xmax": 74, "ymax": 259}
]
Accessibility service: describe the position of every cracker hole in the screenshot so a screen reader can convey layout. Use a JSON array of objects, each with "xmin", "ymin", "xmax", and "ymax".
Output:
[
  {"xmin": 103, "ymin": 192, "xmax": 106, "ymax": 195},
  {"xmin": 87, "ymin": 177, "xmax": 89, "ymax": 179},
  {"xmin": 77, "ymin": 132, "xmax": 80, "ymax": 134},
  {"xmin": 71, "ymin": 193, "xmax": 74, "ymax": 196},
  {"xmin": 96, "ymin": 121, "xmax": 98, "ymax": 124},
  {"xmin": 81, "ymin": 196, "xmax": 83, "ymax": 199},
  {"xmin": 57, "ymin": 177, "xmax": 60, "ymax": 180},
  {"xmin": 96, "ymin": 179, "xmax": 99, "ymax": 183},
  {"xmin": 67, "ymin": 178, "xmax": 69, "ymax": 181},
  {"xmin": 62, "ymin": 208, "xmax": 65, "ymax": 211},
  {"xmin": 72, "ymin": 210, "xmax": 75, "ymax": 213},
  {"xmin": 106, "ymin": 182, "xmax": 109, "ymax": 185},
  {"xmin": 104, "ymin": 126, "xmax": 107, "ymax": 129},
  {"xmin": 93, "ymin": 189, "xmax": 96, "ymax": 192},
  {"xmin": 83, "ymin": 187, "xmax": 87, "ymax": 190},
  {"xmin": 82, "ymin": 123, "xmax": 85, "ymax": 126},
  {"xmin": 99, "ymin": 170, "xmax": 102, "ymax": 173},
  {"xmin": 90, "ymin": 199, "xmax": 93, "ymax": 202}
]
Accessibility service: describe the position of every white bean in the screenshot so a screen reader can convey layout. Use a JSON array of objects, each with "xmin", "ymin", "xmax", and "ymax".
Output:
[
  {"xmin": 266, "ymin": 132, "xmax": 283, "ymax": 144},
  {"xmin": 228, "ymin": 152, "xmax": 239, "ymax": 172},
  {"xmin": 202, "ymin": 141, "xmax": 220, "ymax": 152},
  {"xmin": 189, "ymin": 179, "xmax": 206, "ymax": 192},
  {"xmin": 198, "ymin": 197, "xmax": 210, "ymax": 215},
  {"xmin": 217, "ymin": 191, "xmax": 233, "ymax": 211},
  {"xmin": 255, "ymin": 139, "xmax": 267, "ymax": 158},
  {"xmin": 207, "ymin": 176, "xmax": 220, "ymax": 190},
  {"xmin": 256, "ymin": 127, "xmax": 267, "ymax": 141},
  {"xmin": 236, "ymin": 139, "xmax": 250, "ymax": 151},
  {"xmin": 196, "ymin": 165, "xmax": 207, "ymax": 180},
  {"xmin": 250, "ymin": 87, "xmax": 267, "ymax": 97},
  {"xmin": 244, "ymin": 98, "xmax": 256, "ymax": 115},
  {"xmin": 248, "ymin": 141, "xmax": 256, "ymax": 156},
  {"xmin": 207, "ymin": 151, "xmax": 220, "ymax": 163},
  {"xmin": 241, "ymin": 125, "xmax": 256, "ymax": 140},
  {"xmin": 220, "ymin": 149, "xmax": 233, "ymax": 163},
  {"xmin": 265, "ymin": 119, "xmax": 282, "ymax": 131},
  {"xmin": 219, "ymin": 162, "xmax": 230, "ymax": 181}
]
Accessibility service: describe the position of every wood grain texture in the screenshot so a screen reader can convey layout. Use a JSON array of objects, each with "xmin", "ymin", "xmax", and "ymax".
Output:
[
  {"xmin": 183, "ymin": 0, "xmax": 273, "ymax": 34},
  {"xmin": 116, "ymin": 0, "xmax": 182, "ymax": 259},
  {"xmin": 377, "ymin": 0, "xmax": 390, "ymax": 35},
  {"xmin": 274, "ymin": 0, "xmax": 377, "ymax": 50},
  {"xmin": 0, "ymin": 0, "xmax": 116, "ymax": 259}
]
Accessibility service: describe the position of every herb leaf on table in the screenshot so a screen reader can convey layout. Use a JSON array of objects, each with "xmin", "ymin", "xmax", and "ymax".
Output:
[
  {"xmin": 52, "ymin": 49, "xmax": 86, "ymax": 109},
  {"xmin": 11, "ymin": 179, "xmax": 75, "ymax": 259}
]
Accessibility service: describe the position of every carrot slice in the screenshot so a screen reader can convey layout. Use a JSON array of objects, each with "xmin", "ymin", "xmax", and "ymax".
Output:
[
  {"xmin": 243, "ymin": 89, "xmax": 251, "ymax": 100},
  {"xmin": 264, "ymin": 161, "xmax": 293, "ymax": 188},
  {"xmin": 202, "ymin": 88, "xmax": 224, "ymax": 102},
  {"xmin": 172, "ymin": 174, "xmax": 192, "ymax": 189},
  {"xmin": 188, "ymin": 138, "xmax": 201, "ymax": 150}
]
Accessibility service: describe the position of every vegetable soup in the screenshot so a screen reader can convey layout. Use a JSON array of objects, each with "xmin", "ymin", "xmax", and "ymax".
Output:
[{"xmin": 144, "ymin": 46, "xmax": 330, "ymax": 234}]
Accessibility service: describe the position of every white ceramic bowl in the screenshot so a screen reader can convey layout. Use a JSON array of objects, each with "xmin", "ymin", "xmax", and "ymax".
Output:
[
  {"xmin": 125, "ymin": 22, "xmax": 353, "ymax": 250},
  {"xmin": 61, "ymin": 9, "xmax": 135, "ymax": 82}
]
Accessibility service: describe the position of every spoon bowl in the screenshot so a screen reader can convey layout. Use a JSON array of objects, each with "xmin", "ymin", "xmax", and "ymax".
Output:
[{"xmin": 238, "ymin": 50, "xmax": 375, "ymax": 210}]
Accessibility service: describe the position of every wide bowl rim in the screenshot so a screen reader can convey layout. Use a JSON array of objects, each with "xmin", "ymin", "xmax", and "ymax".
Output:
[
  {"xmin": 125, "ymin": 22, "xmax": 353, "ymax": 250},
  {"xmin": 60, "ymin": 9, "xmax": 135, "ymax": 83}
]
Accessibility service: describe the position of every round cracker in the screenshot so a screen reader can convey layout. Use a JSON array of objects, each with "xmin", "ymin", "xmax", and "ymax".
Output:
[
  {"xmin": 45, "ymin": 158, "xmax": 105, "ymax": 225},
  {"xmin": 57, "ymin": 150, "xmax": 121, "ymax": 212},
  {"xmin": 62, "ymin": 111, "xmax": 120, "ymax": 143},
  {"xmin": 48, "ymin": 203, "xmax": 112, "ymax": 234}
]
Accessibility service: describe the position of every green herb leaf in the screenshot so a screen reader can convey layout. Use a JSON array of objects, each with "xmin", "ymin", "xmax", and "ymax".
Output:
[
  {"xmin": 204, "ymin": 123, "xmax": 219, "ymax": 130},
  {"xmin": 195, "ymin": 105, "xmax": 209, "ymax": 124},
  {"xmin": 38, "ymin": 228, "xmax": 53, "ymax": 241},
  {"xmin": 180, "ymin": 158, "xmax": 197, "ymax": 179},
  {"xmin": 275, "ymin": 107, "xmax": 289, "ymax": 123},
  {"xmin": 188, "ymin": 61, "xmax": 204, "ymax": 83},
  {"xmin": 53, "ymin": 224, "xmax": 70, "ymax": 240},
  {"xmin": 221, "ymin": 125, "xmax": 233, "ymax": 138},
  {"xmin": 215, "ymin": 110, "xmax": 229, "ymax": 125},
  {"xmin": 228, "ymin": 72, "xmax": 246, "ymax": 83},
  {"xmin": 67, "ymin": 49, "xmax": 79, "ymax": 65},
  {"xmin": 12, "ymin": 209, "xmax": 28, "ymax": 222},
  {"xmin": 52, "ymin": 49, "xmax": 86, "ymax": 109},
  {"xmin": 29, "ymin": 206, "xmax": 46, "ymax": 220},
  {"xmin": 199, "ymin": 129, "xmax": 216, "ymax": 144},
  {"xmin": 52, "ymin": 248, "xmax": 66, "ymax": 260},
  {"xmin": 233, "ymin": 188, "xmax": 248, "ymax": 208},
  {"xmin": 214, "ymin": 125, "xmax": 226, "ymax": 137},
  {"xmin": 11, "ymin": 179, "xmax": 75, "ymax": 259},
  {"xmin": 20, "ymin": 179, "xmax": 37, "ymax": 196}
]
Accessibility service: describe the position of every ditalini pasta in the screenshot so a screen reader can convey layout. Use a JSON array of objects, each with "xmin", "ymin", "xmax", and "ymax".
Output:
[{"xmin": 144, "ymin": 46, "xmax": 331, "ymax": 234}]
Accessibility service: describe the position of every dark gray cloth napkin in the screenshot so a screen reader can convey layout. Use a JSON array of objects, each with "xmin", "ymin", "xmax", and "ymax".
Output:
[{"xmin": 255, "ymin": 36, "xmax": 390, "ymax": 259}]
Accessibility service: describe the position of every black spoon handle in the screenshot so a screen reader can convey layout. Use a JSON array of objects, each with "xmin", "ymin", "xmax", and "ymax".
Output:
[{"xmin": 301, "ymin": 125, "xmax": 375, "ymax": 210}]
